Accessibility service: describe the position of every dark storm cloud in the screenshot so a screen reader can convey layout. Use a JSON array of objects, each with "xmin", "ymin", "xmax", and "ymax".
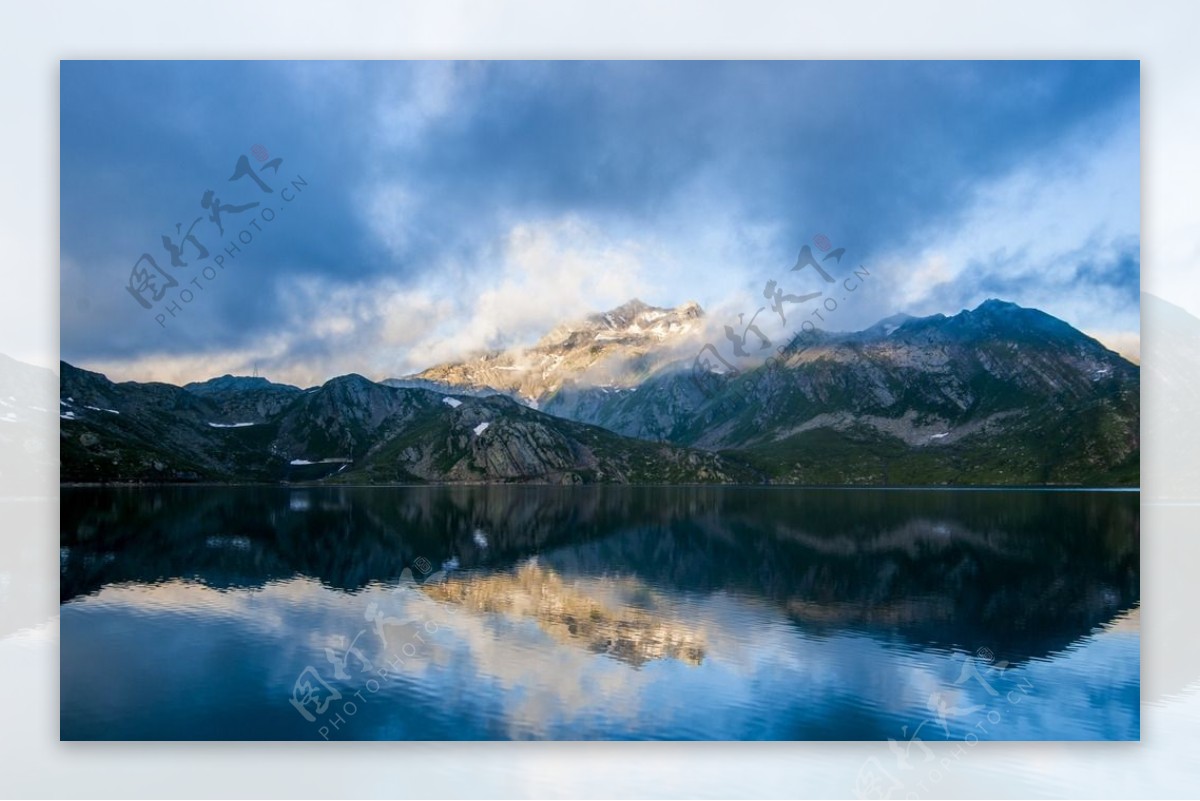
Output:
[{"xmin": 60, "ymin": 60, "xmax": 1139, "ymax": 373}]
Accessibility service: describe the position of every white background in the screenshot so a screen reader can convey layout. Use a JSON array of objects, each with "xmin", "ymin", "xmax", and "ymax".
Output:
[{"xmin": 2, "ymin": 1, "xmax": 1198, "ymax": 797}]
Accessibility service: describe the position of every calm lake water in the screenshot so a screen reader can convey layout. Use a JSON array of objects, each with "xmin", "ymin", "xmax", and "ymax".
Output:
[{"xmin": 59, "ymin": 486, "xmax": 1139, "ymax": 741}]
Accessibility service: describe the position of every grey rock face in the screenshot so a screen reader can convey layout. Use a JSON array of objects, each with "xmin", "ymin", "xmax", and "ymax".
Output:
[
  {"xmin": 58, "ymin": 363, "xmax": 754, "ymax": 485},
  {"xmin": 398, "ymin": 298, "xmax": 1140, "ymax": 485}
]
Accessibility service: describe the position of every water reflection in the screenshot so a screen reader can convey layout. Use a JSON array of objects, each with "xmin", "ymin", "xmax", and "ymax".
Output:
[
  {"xmin": 423, "ymin": 563, "xmax": 708, "ymax": 667},
  {"xmin": 60, "ymin": 486, "xmax": 1139, "ymax": 740}
]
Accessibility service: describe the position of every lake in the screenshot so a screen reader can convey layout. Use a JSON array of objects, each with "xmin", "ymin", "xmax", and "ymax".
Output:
[{"xmin": 59, "ymin": 486, "xmax": 1140, "ymax": 740}]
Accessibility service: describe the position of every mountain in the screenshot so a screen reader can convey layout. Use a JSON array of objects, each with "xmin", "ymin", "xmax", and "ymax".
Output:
[
  {"xmin": 58, "ymin": 297, "xmax": 1140, "ymax": 487},
  {"xmin": 59, "ymin": 363, "xmax": 753, "ymax": 485},
  {"xmin": 674, "ymin": 299, "xmax": 1139, "ymax": 485},
  {"xmin": 388, "ymin": 299, "xmax": 704, "ymax": 406},
  {"xmin": 61, "ymin": 362, "xmax": 270, "ymax": 482},
  {"xmin": 403, "ymin": 298, "xmax": 1140, "ymax": 486},
  {"xmin": 183, "ymin": 374, "xmax": 304, "ymax": 420}
]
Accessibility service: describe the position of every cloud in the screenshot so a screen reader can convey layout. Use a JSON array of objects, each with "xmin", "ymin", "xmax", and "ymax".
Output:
[
  {"xmin": 88, "ymin": 216, "xmax": 660, "ymax": 387},
  {"xmin": 417, "ymin": 215, "xmax": 657, "ymax": 360},
  {"xmin": 372, "ymin": 61, "xmax": 486, "ymax": 150},
  {"xmin": 60, "ymin": 61, "xmax": 1141, "ymax": 384},
  {"xmin": 363, "ymin": 181, "xmax": 420, "ymax": 261},
  {"xmin": 856, "ymin": 92, "xmax": 1140, "ymax": 341}
]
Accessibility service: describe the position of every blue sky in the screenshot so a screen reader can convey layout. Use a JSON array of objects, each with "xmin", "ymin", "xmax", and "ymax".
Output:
[{"xmin": 60, "ymin": 60, "xmax": 1140, "ymax": 386}]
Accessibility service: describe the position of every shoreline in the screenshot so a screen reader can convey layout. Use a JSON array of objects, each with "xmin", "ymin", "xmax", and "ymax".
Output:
[{"xmin": 58, "ymin": 481, "xmax": 1141, "ymax": 492}]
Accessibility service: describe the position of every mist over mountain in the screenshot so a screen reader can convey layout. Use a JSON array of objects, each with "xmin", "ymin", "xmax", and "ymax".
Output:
[{"xmin": 389, "ymin": 299, "xmax": 705, "ymax": 405}]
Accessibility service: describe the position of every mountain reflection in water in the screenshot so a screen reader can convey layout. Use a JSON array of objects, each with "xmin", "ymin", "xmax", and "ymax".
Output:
[{"xmin": 60, "ymin": 486, "xmax": 1139, "ymax": 740}]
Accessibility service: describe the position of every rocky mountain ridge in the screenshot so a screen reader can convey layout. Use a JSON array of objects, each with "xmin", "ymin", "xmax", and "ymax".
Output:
[
  {"xmin": 384, "ymin": 298, "xmax": 1140, "ymax": 485},
  {"xmin": 391, "ymin": 298, "xmax": 704, "ymax": 406},
  {"xmin": 56, "ymin": 297, "xmax": 1140, "ymax": 486},
  {"xmin": 59, "ymin": 362, "xmax": 751, "ymax": 485}
]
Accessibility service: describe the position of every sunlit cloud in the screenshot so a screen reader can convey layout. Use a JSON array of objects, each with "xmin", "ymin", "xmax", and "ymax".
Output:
[{"xmin": 60, "ymin": 61, "xmax": 1140, "ymax": 384}]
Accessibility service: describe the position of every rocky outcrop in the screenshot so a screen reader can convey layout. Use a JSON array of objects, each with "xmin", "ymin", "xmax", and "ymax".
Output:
[
  {"xmin": 392, "ymin": 298, "xmax": 704, "ymax": 405},
  {"xmin": 59, "ymin": 363, "xmax": 755, "ymax": 485},
  {"xmin": 183, "ymin": 374, "xmax": 303, "ymax": 421}
]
